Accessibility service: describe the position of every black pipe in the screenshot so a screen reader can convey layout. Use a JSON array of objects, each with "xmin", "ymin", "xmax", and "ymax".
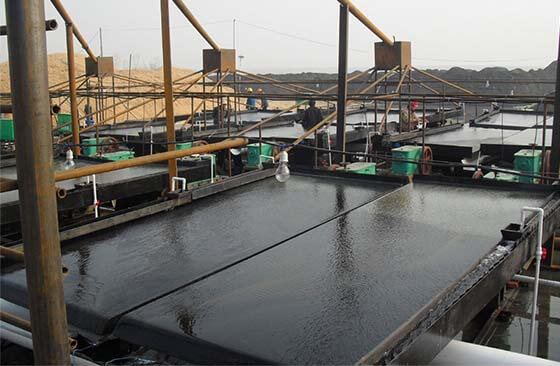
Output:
[
  {"xmin": 0, "ymin": 18, "xmax": 57, "ymax": 36},
  {"xmin": 336, "ymin": 3, "xmax": 349, "ymax": 163},
  {"xmin": 551, "ymin": 28, "xmax": 560, "ymax": 179}
]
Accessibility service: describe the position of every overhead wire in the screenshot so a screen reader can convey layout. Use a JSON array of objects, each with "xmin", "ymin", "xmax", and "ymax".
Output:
[{"xmin": 235, "ymin": 19, "xmax": 368, "ymax": 54}]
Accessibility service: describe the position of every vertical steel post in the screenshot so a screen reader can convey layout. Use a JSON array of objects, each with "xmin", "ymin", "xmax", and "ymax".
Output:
[
  {"xmin": 5, "ymin": 0, "xmax": 70, "ymax": 364},
  {"xmin": 160, "ymin": 0, "xmax": 178, "ymax": 187},
  {"xmin": 203, "ymin": 74, "xmax": 207, "ymax": 129},
  {"xmin": 112, "ymin": 75, "xmax": 116, "ymax": 124},
  {"xmin": 336, "ymin": 3, "xmax": 349, "ymax": 163},
  {"xmin": 542, "ymin": 103, "xmax": 548, "ymax": 179},
  {"xmin": 234, "ymin": 71, "xmax": 239, "ymax": 127},
  {"xmin": 65, "ymin": 23, "xmax": 80, "ymax": 155},
  {"xmin": 551, "ymin": 29, "xmax": 560, "ymax": 178}
]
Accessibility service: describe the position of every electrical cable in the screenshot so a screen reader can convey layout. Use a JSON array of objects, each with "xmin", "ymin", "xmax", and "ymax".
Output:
[{"xmin": 235, "ymin": 19, "xmax": 368, "ymax": 54}]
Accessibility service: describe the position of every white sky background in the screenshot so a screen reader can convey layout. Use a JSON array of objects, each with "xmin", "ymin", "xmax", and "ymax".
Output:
[{"xmin": 0, "ymin": 0, "xmax": 559, "ymax": 73}]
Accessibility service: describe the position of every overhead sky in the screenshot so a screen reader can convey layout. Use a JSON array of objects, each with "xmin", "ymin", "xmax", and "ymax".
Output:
[{"xmin": 1, "ymin": 0, "xmax": 559, "ymax": 73}]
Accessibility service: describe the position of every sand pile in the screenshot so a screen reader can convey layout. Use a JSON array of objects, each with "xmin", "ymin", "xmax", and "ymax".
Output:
[{"xmin": 0, "ymin": 53, "xmax": 296, "ymax": 124}]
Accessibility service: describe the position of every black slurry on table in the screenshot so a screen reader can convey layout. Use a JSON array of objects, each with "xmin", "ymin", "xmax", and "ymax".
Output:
[
  {"xmin": 115, "ymin": 184, "xmax": 547, "ymax": 364},
  {"xmin": 0, "ymin": 175, "xmax": 396, "ymax": 335}
]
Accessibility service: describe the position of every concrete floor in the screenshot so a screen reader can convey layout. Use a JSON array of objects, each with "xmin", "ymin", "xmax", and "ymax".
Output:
[{"xmin": 486, "ymin": 268, "xmax": 560, "ymax": 362}]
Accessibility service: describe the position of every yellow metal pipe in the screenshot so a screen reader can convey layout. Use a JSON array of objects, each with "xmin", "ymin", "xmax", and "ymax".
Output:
[
  {"xmin": 50, "ymin": 0, "xmax": 97, "ymax": 63},
  {"xmin": 380, "ymin": 65, "xmax": 410, "ymax": 129},
  {"xmin": 55, "ymin": 138, "xmax": 247, "ymax": 182},
  {"xmin": 0, "ymin": 245, "xmax": 69, "ymax": 275},
  {"xmin": 238, "ymin": 70, "xmax": 320, "ymax": 95},
  {"xmin": 161, "ymin": 0, "xmax": 178, "ymax": 187},
  {"xmin": 279, "ymin": 67, "xmax": 399, "ymax": 158},
  {"xmin": 0, "ymin": 311, "xmax": 77, "ymax": 350},
  {"xmin": 0, "ymin": 245, "xmax": 25, "ymax": 262},
  {"xmin": 412, "ymin": 66, "xmax": 476, "ymax": 95},
  {"xmin": 144, "ymin": 68, "xmax": 217, "ymax": 127},
  {"xmin": 0, "ymin": 178, "xmax": 18, "ymax": 192},
  {"xmin": 180, "ymin": 71, "xmax": 230, "ymax": 128},
  {"xmin": 338, "ymin": 0, "xmax": 394, "ymax": 46},
  {"xmin": 237, "ymin": 67, "xmax": 374, "ymax": 136},
  {"xmin": 172, "ymin": 0, "xmax": 221, "ymax": 51}
]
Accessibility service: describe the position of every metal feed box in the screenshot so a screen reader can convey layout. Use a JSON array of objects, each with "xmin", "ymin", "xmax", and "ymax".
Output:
[
  {"xmin": 203, "ymin": 49, "xmax": 236, "ymax": 74},
  {"xmin": 247, "ymin": 143, "xmax": 273, "ymax": 167},
  {"xmin": 392, "ymin": 146, "xmax": 422, "ymax": 176},
  {"xmin": 0, "ymin": 119, "xmax": 14, "ymax": 141},
  {"xmin": 514, "ymin": 149, "xmax": 541, "ymax": 184},
  {"xmin": 337, "ymin": 162, "xmax": 376, "ymax": 175},
  {"xmin": 86, "ymin": 57, "xmax": 114, "ymax": 77},
  {"xmin": 375, "ymin": 41, "xmax": 411, "ymax": 70}
]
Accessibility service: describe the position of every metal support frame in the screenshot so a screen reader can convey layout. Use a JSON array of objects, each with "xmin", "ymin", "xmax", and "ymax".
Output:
[
  {"xmin": 337, "ymin": 0, "xmax": 393, "ymax": 45},
  {"xmin": 521, "ymin": 207, "xmax": 544, "ymax": 356},
  {"xmin": 4, "ymin": 0, "xmax": 70, "ymax": 363},
  {"xmin": 172, "ymin": 0, "xmax": 220, "ymax": 51},
  {"xmin": 160, "ymin": 0, "xmax": 178, "ymax": 188},
  {"xmin": 65, "ymin": 22, "xmax": 80, "ymax": 155},
  {"xmin": 0, "ymin": 18, "xmax": 57, "ymax": 35},
  {"xmin": 336, "ymin": 3, "xmax": 349, "ymax": 164},
  {"xmin": 551, "ymin": 28, "xmax": 560, "ymax": 178},
  {"xmin": 50, "ymin": 0, "xmax": 97, "ymax": 62}
]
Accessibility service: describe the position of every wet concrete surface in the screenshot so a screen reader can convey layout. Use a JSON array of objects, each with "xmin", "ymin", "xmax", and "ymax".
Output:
[
  {"xmin": 81, "ymin": 111, "xmax": 284, "ymax": 138},
  {"xmin": 115, "ymin": 183, "xmax": 547, "ymax": 364},
  {"xmin": 499, "ymin": 128, "xmax": 552, "ymax": 148},
  {"xmin": 486, "ymin": 268, "xmax": 560, "ymax": 361},
  {"xmin": 483, "ymin": 113, "xmax": 552, "ymax": 129},
  {"xmin": 0, "ymin": 175, "xmax": 396, "ymax": 335},
  {"xmin": 411, "ymin": 113, "xmax": 551, "ymax": 153},
  {"xmin": 219, "ymin": 121, "xmax": 368, "ymax": 140},
  {"xmin": 412, "ymin": 124, "xmax": 520, "ymax": 151}
]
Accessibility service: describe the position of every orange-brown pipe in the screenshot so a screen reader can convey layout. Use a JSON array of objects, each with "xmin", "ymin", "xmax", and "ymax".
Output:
[
  {"xmin": 172, "ymin": 0, "xmax": 220, "ymax": 51},
  {"xmin": 55, "ymin": 138, "xmax": 247, "ymax": 182},
  {"xmin": 0, "ymin": 311, "xmax": 77, "ymax": 349},
  {"xmin": 0, "ymin": 138, "xmax": 248, "ymax": 192},
  {"xmin": 338, "ymin": 0, "xmax": 394, "ymax": 45},
  {"xmin": 50, "ymin": 0, "xmax": 97, "ymax": 62}
]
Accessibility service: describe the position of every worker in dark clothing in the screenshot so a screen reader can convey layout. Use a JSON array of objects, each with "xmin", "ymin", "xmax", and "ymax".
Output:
[
  {"xmin": 301, "ymin": 100, "xmax": 323, "ymax": 130},
  {"xmin": 257, "ymin": 88, "xmax": 269, "ymax": 111},
  {"xmin": 212, "ymin": 104, "xmax": 229, "ymax": 126},
  {"xmin": 84, "ymin": 103, "xmax": 94, "ymax": 126}
]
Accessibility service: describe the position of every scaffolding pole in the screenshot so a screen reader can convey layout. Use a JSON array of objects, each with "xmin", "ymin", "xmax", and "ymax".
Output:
[
  {"xmin": 551, "ymin": 28, "xmax": 560, "ymax": 178},
  {"xmin": 65, "ymin": 22, "xmax": 80, "ymax": 155},
  {"xmin": 336, "ymin": 2, "xmax": 349, "ymax": 163},
  {"xmin": 160, "ymin": 0, "xmax": 178, "ymax": 187},
  {"xmin": 4, "ymin": 0, "xmax": 70, "ymax": 364}
]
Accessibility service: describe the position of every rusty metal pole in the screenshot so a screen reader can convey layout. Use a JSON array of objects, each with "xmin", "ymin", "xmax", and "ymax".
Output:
[
  {"xmin": 160, "ymin": 0, "xmax": 178, "ymax": 187},
  {"xmin": 551, "ymin": 28, "xmax": 560, "ymax": 178},
  {"xmin": 65, "ymin": 22, "xmax": 80, "ymax": 155},
  {"xmin": 171, "ymin": 0, "xmax": 220, "ymax": 51},
  {"xmin": 337, "ymin": 0, "xmax": 393, "ymax": 46},
  {"xmin": 50, "ymin": 0, "xmax": 97, "ymax": 62},
  {"xmin": 4, "ymin": 0, "xmax": 70, "ymax": 364},
  {"xmin": 336, "ymin": 2, "xmax": 349, "ymax": 164}
]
